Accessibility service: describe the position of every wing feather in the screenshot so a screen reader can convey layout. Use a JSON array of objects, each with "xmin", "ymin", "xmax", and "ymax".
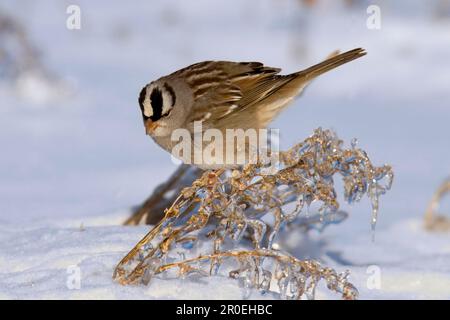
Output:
[{"xmin": 184, "ymin": 48, "xmax": 366, "ymax": 131}]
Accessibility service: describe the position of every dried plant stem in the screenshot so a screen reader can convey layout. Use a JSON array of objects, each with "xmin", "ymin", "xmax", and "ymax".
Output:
[
  {"xmin": 124, "ymin": 164, "xmax": 203, "ymax": 225},
  {"xmin": 425, "ymin": 178, "xmax": 450, "ymax": 231},
  {"xmin": 114, "ymin": 128, "xmax": 394, "ymax": 300},
  {"xmin": 157, "ymin": 249, "xmax": 358, "ymax": 300}
]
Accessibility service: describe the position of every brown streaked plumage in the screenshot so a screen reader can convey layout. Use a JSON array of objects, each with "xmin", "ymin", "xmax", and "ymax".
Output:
[{"xmin": 138, "ymin": 48, "xmax": 366, "ymax": 168}]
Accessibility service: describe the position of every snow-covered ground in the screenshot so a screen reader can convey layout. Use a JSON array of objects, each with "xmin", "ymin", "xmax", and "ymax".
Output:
[{"xmin": 1, "ymin": 0, "xmax": 450, "ymax": 299}]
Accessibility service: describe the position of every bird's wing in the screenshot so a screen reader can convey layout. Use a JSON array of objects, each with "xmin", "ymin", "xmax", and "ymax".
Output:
[
  {"xmin": 182, "ymin": 60, "xmax": 284, "ymax": 130},
  {"xmin": 184, "ymin": 48, "xmax": 366, "ymax": 131}
]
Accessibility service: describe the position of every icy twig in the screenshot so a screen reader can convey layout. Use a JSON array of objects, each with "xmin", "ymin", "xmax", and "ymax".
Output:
[
  {"xmin": 124, "ymin": 164, "xmax": 203, "ymax": 225},
  {"xmin": 114, "ymin": 128, "xmax": 393, "ymax": 299}
]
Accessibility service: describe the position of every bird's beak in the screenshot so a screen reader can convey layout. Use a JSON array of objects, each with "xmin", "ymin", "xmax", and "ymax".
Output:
[{"xmin": 144, "ymin": 119, "xmax": 158, "ymax": 135}]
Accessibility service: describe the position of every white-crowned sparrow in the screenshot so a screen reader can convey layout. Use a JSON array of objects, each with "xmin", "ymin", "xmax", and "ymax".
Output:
[{"xmin": 139, "ymin": 48, "xmax": 366, "ymax": 169}]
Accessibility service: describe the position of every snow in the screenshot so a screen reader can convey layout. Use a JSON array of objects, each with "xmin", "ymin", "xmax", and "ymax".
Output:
[{"xmin": 1, "ymin": 0, "xmax": 450, "ymax": 299}]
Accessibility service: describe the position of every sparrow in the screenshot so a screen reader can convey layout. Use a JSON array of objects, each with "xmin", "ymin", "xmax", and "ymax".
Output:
[{"xmin": 138, "ymin": 48, "xmax": 366, "ymax": 169}]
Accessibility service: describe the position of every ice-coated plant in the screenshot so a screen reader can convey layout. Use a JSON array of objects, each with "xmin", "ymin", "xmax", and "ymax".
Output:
[{"xmin": 113, "ymin": 128, "xmax": 393, "ymax": 300}]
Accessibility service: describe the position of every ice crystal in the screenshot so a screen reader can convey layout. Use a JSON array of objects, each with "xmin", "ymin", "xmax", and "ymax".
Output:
[{"xmin": 113, "ymin": 128, "xmax": 393, "ymax": 300}]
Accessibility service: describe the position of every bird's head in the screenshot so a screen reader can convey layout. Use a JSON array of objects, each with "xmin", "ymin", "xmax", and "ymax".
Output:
[{"xmin": 138, "ymin": 81, "xmax": 178, "ymax": 136}]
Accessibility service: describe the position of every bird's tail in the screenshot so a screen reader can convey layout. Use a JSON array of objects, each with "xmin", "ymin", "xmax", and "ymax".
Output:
[
  {"xmin": 235, "ymin": 48, "xmax": 366, "ymax": 129},
  {"xmin": 295, "ymin": 48, "xmax": 366, "ymax": 81}
]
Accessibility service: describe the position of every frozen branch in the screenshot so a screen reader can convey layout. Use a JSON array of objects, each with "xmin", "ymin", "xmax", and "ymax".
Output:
[{"xmin": 114, "ymin": 128, "xmax": 394, "ymax": 300}]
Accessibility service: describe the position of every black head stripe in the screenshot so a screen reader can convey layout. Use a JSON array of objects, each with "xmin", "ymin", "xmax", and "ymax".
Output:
[
  {"xmin": 138, "ymin": 86, "xmax": 150, "ymax": 121},
  {"xmin": 138, "ymin": 86, "xmax": 151, "ymax": 121},
  {"xmin": 163, "ymin": 83, "xmax": 176, "ymax": 107},
  {"xmin": 150, "ymin": 87, "xmax": 163, "ymax": 121},
  {"xmin": 138, "ymin": 86, "xmax": 146, "ymax": 112}
]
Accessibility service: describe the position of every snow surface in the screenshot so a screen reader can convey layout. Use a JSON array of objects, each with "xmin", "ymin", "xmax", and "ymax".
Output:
[{"xmin": 1, "ymin": 0, "xmax": 450, "ymax": 299}]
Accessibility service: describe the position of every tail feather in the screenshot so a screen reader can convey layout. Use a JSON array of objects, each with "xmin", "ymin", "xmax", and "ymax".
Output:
[
  {"xmin": 295, "ymin": 48, "xmax": 366, "ymax": 81},
  {"xmin": 219, "ymin": 48, "xmax": 366, "ymax": 130}
]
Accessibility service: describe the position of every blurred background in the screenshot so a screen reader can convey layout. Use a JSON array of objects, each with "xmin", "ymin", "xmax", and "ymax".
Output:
[{"xmin": 1, "ymin": 0, "xmax": 449, "ymax": 229}]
